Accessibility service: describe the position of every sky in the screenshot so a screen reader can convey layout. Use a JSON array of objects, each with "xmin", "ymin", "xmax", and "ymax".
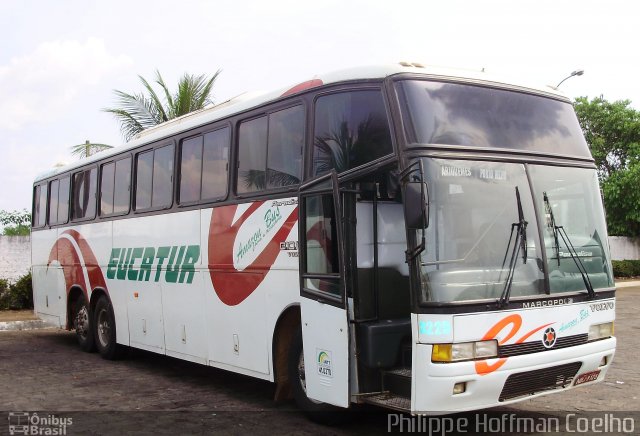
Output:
[{"xmin": 1, "ymin": 0, "xmax": 639, "ymax": 213}]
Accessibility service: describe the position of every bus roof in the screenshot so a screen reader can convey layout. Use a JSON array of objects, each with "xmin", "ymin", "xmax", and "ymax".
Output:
[{"xmin": 34, "ymin": 63, "xmax": 568, "ymax": 183}]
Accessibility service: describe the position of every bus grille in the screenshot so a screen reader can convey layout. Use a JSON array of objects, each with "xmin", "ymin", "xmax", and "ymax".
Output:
[
  {"xmin": 498, "ymin": 333, "xmax": 588, "ymax": 357},
  {"xmin": 499, "ymin": 362, "xmax": 582, "ymax": 402}
]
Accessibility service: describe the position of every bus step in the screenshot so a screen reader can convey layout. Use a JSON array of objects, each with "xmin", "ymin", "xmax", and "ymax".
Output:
[
  {"xmin": 361, "ymin": 392, "xmax": 410, "ymax": 412},
  {"xmin": 382, "ymin": 367, "xmax": 412, "ymax": 398}
]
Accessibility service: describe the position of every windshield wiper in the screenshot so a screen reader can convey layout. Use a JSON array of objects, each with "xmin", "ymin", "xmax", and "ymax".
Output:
[
  {"xmin": 498, "ymin": 187, "xmax": 528, "ymax": 308},
  {"xmin": 543, "ymin": 192, "xmax": 596, "ymax": 299},
  {"xmin": 543, "ymin": 192, "xmax": 561, "ymax": 266},
  {"xmin": 516, "ymin": 186, "xmax": 528, "ymax": 264}
]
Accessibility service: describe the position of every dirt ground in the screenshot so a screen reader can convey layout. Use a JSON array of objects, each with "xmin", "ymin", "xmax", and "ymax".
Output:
[
  {"xmin": 0, "ymin": 287, "xmax": 638, "ymax": 435},
  {"xmin": 0, "ymin": 309, "xmax": 36, "ymax": 322}
]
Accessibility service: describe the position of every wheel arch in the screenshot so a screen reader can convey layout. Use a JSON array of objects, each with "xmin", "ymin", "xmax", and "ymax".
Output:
[
  {"xmin": 89, "ymin": 287, "xmax": 110, "ymax": 316},
  {"xmin": 271, "ymin": 304, "xmax": 301, "ymax": 401},
  {"xmin": 66, "ymin": 286, "xmax": 86, "ymax": 330}
]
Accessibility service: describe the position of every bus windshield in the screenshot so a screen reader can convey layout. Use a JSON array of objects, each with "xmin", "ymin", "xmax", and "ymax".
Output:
[
  {"xmin": 417, "ymin": 159, "xmax": 613, "ymax": 304},
  {"xmin": 397, "ymin": 80, "xmax": 591, "ymax": 157}
]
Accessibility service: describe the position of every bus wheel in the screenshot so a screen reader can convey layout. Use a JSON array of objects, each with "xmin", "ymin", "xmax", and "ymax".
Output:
[
  {"xmin": 288, "ymin": 329, "xmax": 346, "ymax": 423},
  {"xmin": 94, "ymin": 295, "xmax": 126, "ymax": 360},
  {"xmin": 73, "ymin": 294, "xmax": 94, "ymax": 352}
]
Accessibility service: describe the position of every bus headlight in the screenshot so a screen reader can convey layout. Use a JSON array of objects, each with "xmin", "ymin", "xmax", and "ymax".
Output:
[
  {"xmin": 432, "ymin": 340, "xmax": 498, "ymax": 363},
  {"xmin": 588, "ymin": 322, "xmax": 614, "ymax": 341}
]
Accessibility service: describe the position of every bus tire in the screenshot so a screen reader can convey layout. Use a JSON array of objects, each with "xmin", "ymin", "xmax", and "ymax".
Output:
[
  {"xmin": 93, "ymin": 295, "xmax": 126, "ymax": 360},
  {"xmin": 288, "ymin": 329, "xmax": 347, "ymax": 424},
  {"xmin": 73, "ymin": 293, "xmax": 94, "ymax": 352}
]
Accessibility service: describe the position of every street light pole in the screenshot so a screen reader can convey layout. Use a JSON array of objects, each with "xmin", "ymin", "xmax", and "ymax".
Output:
[{"xmin": 556, "ymin": 70, "xmax": 584, "ymax": 88}]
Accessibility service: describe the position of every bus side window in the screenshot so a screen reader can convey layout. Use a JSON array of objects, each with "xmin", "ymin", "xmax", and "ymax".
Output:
[
  {"xmin": 49, "ymin": 177, "xmax": 70, "ymax": 225},
  {"xmin": 180, "ymin": 126, "xmax": 230, "ymax": 204},
  {"xmin": 236, "ymin": 106, "xmax": 303, "ymax": 194},
  {"xmin": 32, "ymin": 183, "xmax": 47, "ymax": 227},
  {"xmin": 267, "ymin": 106, "xmax": 303, "ymax": 189},
  {"xmin": 179, "ymin": 135, "xmax": 204, "ymax": 204},
  {"xmin": 58, "ymin": 176, "xmax": 70, "ymax": 223},
  {"xmin": 152, "ymin": 145, "xmax": 174, "ymax": 208},
  {"xmin": 102, "ymin": 157, "xmax": 131, "ymax": 216},
  {"xmin": 313, "ymin": 90, "xmax": 392, "ymax": 177},
  {"xmin": 72, "ymin": 168, "xmax": 97, "ymax": 221},
  {"xmin": 136, "ymin": 151, "xmax": 153, "ymax": 210},
  {"xmin": 100, "ymin": 162, "xmax": 116, "ymax": 215},
  {"xmin": 237, "ymin": 116, "xmax": 268, "ymax": 194},
  {"xmin": 113, "ymin": 157, "xmax": 131, "ymax": 214},
  {"xmin": 201, "ymin": 127, "xmax": 230, "ymax": 200},
  {"xmin": 48, "ymin": 179, "xmax": 59, "ymax": 224},
  {"xmin": 135, "ymin": 145, "xmax": 174, "ymax": 211}
]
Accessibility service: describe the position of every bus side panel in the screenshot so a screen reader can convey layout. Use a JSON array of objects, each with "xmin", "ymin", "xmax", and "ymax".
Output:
[
  {"xmin": 264, "ymin": 267, "xmax": 302, "ymax": 381},
  {"xmin": 159, "ymin": 210, "xmax": 208, "ymax": 363},
  {"xmin": 33, "ymin": 222, "xmax": 113, "ymax": 330},
  {"xmin": 32, "ymin": 228, "xmax": 63, "ymax": 325},
  {"xmin": 112, "ymin": 211, "xmax": 205, "ymax": 357},
  {"xmin": 113, "ymin": 215, "xmax": 165, "ymax": 353},
  {"xmin": 66, "ymin": 221, "xmax": 114, "ymax": 332},
  {"xmin": 203, "ymin": 200, "xmax": 299, "ymax": 376}
]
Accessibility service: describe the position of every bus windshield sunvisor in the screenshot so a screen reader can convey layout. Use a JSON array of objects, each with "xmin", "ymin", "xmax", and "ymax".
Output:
[{"xmin": 397, "ymin": 80, "xmax": 591, "ymax": 158}]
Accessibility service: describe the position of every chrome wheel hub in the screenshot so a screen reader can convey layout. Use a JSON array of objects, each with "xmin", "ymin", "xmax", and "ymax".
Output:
[
  {"xmin": 97, "ymin": 308, "xmax": 110, "ymax": 348},
  {"xmin": 75, "ymin": 306, "xmax": 89, "ymax": 339}
]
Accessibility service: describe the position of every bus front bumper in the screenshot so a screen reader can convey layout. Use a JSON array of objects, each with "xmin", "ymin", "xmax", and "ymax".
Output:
[{"xmin": 412, "ymin": 337, "xmax": 616, "ymax": 414}]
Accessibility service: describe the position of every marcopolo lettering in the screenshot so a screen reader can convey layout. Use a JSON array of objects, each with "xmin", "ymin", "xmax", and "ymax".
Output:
[
  {"xmin": 521, "ymin": 298, "xmax": 573, "ymax": 309},
  {"xmin": 106, "ymin": 245, "xmax": 200, "ymax": 284}
]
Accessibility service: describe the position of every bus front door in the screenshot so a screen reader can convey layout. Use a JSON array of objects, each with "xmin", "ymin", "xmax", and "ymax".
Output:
[{"xmin": 298, "ymin": 171, "xmax": 350, "ymax": 408}]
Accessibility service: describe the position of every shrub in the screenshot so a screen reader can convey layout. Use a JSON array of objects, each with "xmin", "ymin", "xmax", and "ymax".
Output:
[
  {"xmin": 0, "ymin": 278, "xmax": 9, "ymax": 310},
  {"xmin": 612, "ymin": 260, "xmax": 640, "ymax": 278},
  {"xmin": 0, "ymin": 272, "xmax": 33, "ymax": 310}
]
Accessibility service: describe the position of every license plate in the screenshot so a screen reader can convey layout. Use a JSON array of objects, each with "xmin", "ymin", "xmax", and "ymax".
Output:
[{"xmin": 574, "ymin": 370, "xmax": 601, "ymax": 386}]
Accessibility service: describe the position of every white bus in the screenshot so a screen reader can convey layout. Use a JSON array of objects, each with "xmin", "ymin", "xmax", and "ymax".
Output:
[{"xmin": 31, "ymin": 63, "xmax": 616, "ymax": 415}]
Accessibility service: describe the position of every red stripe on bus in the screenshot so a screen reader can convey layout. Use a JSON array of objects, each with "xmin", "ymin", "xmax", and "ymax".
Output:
[
  {"xmin": 47, "ymin": 230, "xmax": 108, "ymax": 303},
  {"xmin": 281, "ymin": 79, "xmax": 323, "ymax": 97}
]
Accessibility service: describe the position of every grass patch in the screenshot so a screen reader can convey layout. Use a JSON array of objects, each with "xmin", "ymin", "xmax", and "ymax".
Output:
[{"xmin": 612, "ymin": 260, "xmax": 640, "ymax": 278}]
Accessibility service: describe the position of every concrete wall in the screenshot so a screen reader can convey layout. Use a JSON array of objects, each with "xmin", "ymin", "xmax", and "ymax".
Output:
[
  {"xmin": 0, "ymin": 234, "xmax": 637, "ymax": 283},
  {"xmin": 0, "ymin": 236, "xmax": 30, "ymax": 282},
  {"xmin": 609, "ymin": 236, "xmax": 640, "ymax": 261}
]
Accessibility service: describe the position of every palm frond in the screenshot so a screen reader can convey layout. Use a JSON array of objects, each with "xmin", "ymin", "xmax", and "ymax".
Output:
[
  {"xmin": 193, "ymin": 69, "xmax": 221, "ymax": 108},
  {"xmin": 266, "ymin": 168, "xmax": 300, "ymax": 188},
  {"xmin": 313, "ymin": 120, "xmax": 353, "ymax": 174},
  {"xmin": 174, "ymin": 73, "xmax": 197, "ymax": 116},
  {"xmin": 104, "ymin": 68, "xmax": 220, "ymax": 141},
  {"xmin": 102, "ymin": 107, "xmax": 145, "ymax": 141},
  {"xmin": 139, "ymin": 74, "xmax": 168, "ymax": 123},
  {"xmin": 70, "ymin": 141, "xmax": 113, "ymax": 159},
  {"xmin": 242, "ymin": 169, "xmax": 266, "ymax": 190},
  {"xmin": 105, "ymin": 90, "xmax": 158, "ymax": 128},
  {"xmin": 154, "ymin": 69, "xmax": 175, "ymax": 119}
]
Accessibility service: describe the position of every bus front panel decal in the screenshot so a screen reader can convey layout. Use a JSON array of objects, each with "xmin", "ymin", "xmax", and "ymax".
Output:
[{"xmin": 208, "ymin": 199, "xmax": 298, "ymax": 306}]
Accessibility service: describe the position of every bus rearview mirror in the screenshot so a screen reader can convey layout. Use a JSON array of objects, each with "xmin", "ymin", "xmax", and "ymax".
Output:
[{"xmin": 404, "ymin": 181, "xmax": 429, "ymax": 230}]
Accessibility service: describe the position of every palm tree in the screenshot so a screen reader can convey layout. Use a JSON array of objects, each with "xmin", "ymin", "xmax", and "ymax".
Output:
[
  {"xmin": 313, "ymin": 115, "xmax": 390, "ymax": 176},
  {"xmin": 70, "ymin": 140, "xmax": 113, "ymax": 159},
  {"xmin": 103, "ymin": 69, "xmax": 221, "ymax": 141}
]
